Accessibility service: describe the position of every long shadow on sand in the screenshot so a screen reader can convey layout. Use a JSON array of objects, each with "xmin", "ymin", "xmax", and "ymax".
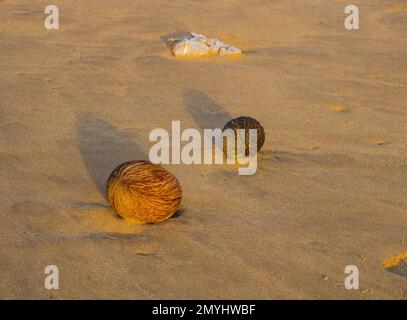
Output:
[
  {"xmin": 183, "ymin": 89, "xmax": 232, "ymax": 130},
  {"xmin": 77, "ymin": 114, "xmax": 147, "ymax": 196}
]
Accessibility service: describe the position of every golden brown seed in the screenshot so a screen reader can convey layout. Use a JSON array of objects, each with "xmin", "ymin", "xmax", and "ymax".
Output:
[{"xmin": 106, "ymin": 161, "xmax": 182, "ymax": 224}]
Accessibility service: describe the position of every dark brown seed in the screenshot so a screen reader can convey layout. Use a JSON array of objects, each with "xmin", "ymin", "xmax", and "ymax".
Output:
[{"xmin": 222, "ymin": 116, "xmax": 265, "ymax": 156}]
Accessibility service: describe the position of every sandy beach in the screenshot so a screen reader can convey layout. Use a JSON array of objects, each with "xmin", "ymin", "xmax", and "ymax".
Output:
[{"xmin": 0, "ymin": 0, "xmax": 406, "ymax": 299}]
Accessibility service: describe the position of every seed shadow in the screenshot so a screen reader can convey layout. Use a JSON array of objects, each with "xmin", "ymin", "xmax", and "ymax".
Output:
[
  {"xmin": 386, "ymin": 263, "xmax": 407, "ymax": 278},
  {"xmin": 183, "ymin": 89, "xmax": 232, "ymax": 130},
  {"xmin": 66, "ymin": 200, "xmax": 110, "ymax": 209},
  {"xmin": 77, "ymin": 114, "xmax": 148, "ymax": 196},
  {"xmin": 171, "ymin": 208, "xmax": 187, "ymax": 219}
]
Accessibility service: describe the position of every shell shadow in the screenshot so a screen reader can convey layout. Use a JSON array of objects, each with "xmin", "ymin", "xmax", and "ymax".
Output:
[
  {"xmin": 183, "ymin": 89, "xmax": 232, "ymax": 130},
  {"xmin": 77, "ymin": 114, "xmax": 147, "ymax": 196},
  {"xmin": 160, "ymin": 30, "xmax": 191, "ymax": 52}
]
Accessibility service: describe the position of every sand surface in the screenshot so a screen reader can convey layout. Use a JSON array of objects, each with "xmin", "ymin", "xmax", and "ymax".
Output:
[{"xmin": 0, "ymin": 0, "xmax": 406, "ymax": 299}]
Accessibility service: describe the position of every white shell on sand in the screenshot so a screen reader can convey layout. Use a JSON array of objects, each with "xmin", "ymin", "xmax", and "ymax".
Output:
[
  {"xmin": 190, "ymin": 32, "xmax": 209, "ymax": 44},
  {"xmin": 219, "ymin": 46, "xmax": 242, "ymax": 56},
  {"xmin": 171, "ymin": 32, "xmax": 241, "ymax": 57},
  {"xmin": 173, "ymin": 39, "xmax": 210, "ymax": 57}
]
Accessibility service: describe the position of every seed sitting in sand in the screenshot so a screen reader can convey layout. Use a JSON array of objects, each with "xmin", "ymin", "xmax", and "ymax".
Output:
[
  {"xmin": 106, "ymin": 160, "xmax": 182, "ymax": 224},
  {"xmin": 222, "ymin": 116, "xmax": 265, "ymax": 157}
]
